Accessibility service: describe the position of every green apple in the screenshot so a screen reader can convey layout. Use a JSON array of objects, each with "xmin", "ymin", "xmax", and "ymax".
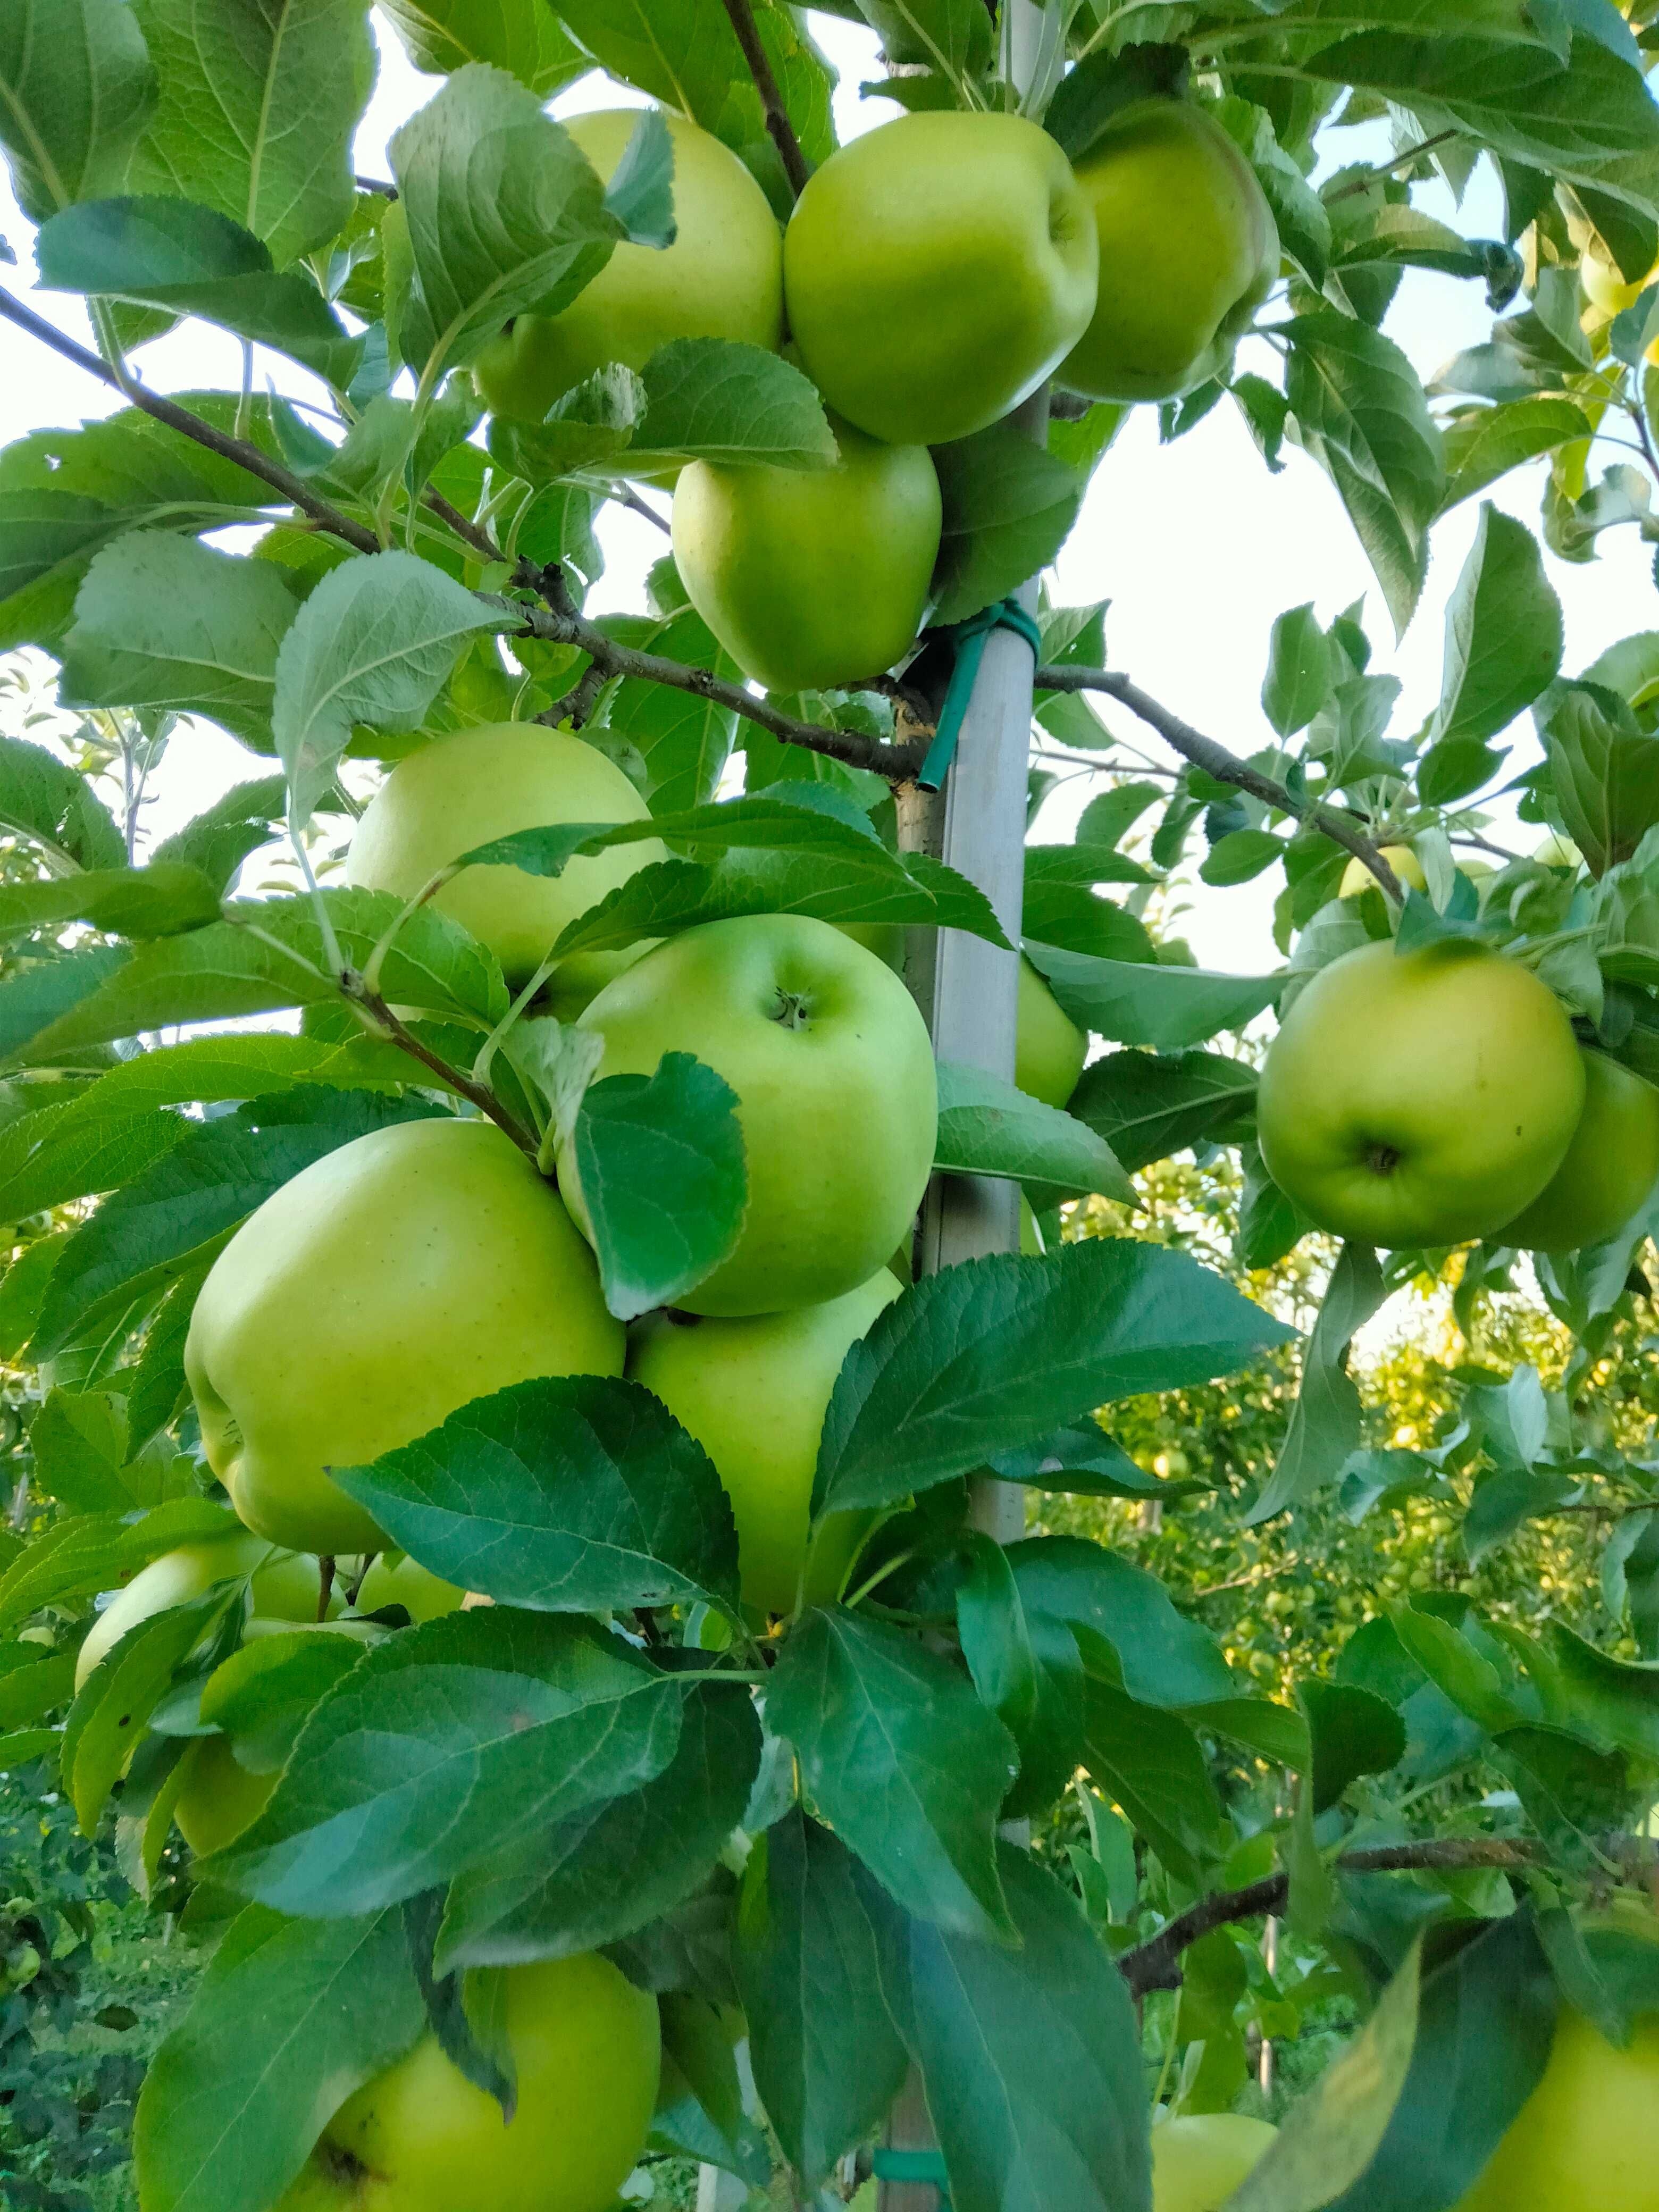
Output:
[
  {"xmin": 473, "ymin": 109, "xmax": 783, "ymax": 426},
  {"xmin": 174, "ymin": 1731, "xmax": 282, "ymax": 1859},
  {"xmin": 275, "ymin": 1954, "xmax": 660, "ymax": 2212},
  {"xmin": 187, "ymin": 1118, "xmax": 624, "ymax": 1556},
  {"xmin": 629, "ymin": 1268, "xmax": 901, "ymax": 1616},
  {"xmin": 1016, "ymin": 956, "xmax": 1087, "ymax": 1108},
  {"xmin": 346, "ymin": 724, "xmax": 667, "ymax": 999},
  {"xmin": 672, "ymin": 418, "xmax": 940, "ymax": 692},
  {"xmin": 1152, "ymin": 2114, "xmax": 1277, "ymax": 2211},
  {"xmin": 1501, "ymin": 1050, "xmax": 1659, "ymax": 1252},
  {"xmin": 75, "ymin": 1535, "xmax": 337, "ymax": 1692},
  {"xmin": 1256, "ymin": 940, "xmax": 1585, "ymax": 1249},
  {"xmin": 562, "ymin": 915, "xmax": 937, "ymax": 1316},
  {"xmin": 1454, "ymin": 2005, "xmax": 1659, "ymax": 2211},
  {"xmin": 783, "ymin": 111, "xmax": 1098, "ymax": 446},
  {"xmin": 350, "ymin": 1550, "xmax": 467, "ymax": 1623},
  {"xmin": 1338, "ymin": 844, "xmax": 1427, "ymax": 900},
  {"xmin": 840, "ymin": 920, "xmax": 905, "ymax": 973},
  {"xmin": 1060, "ymin": 100, "xmax": 1278, "ymax": 404}
]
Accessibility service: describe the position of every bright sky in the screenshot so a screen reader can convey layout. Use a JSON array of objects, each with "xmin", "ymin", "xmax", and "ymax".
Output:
[{"xmin": 2, "ymin": 11, "xmax": 1656, "ymax": 970}]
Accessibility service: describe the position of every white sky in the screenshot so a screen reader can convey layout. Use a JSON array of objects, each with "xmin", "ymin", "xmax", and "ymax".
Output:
[{"xmin": 3, "ymin": 11, "xmax": 1657, "ymax": 970}]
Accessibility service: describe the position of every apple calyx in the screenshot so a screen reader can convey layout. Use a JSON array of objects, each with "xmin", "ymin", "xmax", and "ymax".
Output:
[
  {"xmin": 771, "ymin": 988, "xmax": 812, "ymax": 1031},
  {"xmin": 1365, "ymin": 1142, "xmax": 1403, "ymax": 1177}
]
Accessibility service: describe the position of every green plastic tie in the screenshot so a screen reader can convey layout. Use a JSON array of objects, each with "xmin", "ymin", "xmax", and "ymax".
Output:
[
  {"xmin": 872, "ymin": 2147, "xmax": 952, "ymax": 2205},
  {"xmin": 916, "ymin": 597, "xmax": 1044, "ymax": 794}
]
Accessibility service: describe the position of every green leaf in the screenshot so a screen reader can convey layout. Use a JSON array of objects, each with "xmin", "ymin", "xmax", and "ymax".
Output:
[
  {"xmin": 932, "ymin": 423, "xmax": 1083, "ymax": 626},
  {"xmin": 332, "ymin": 1374, "xmax": 742, "ymax": 1616},
  {"xmin": 1248, "ymin": 1242, "xmax": 1388, "ymax": 1525},
  {"xmin": 135, "ymin": 1905, "xmax": 424, "ymax": 2212},
  {"xmin": 652, "ymin": 1990, "xmax": 772, "ymax": 2182},
  {"xmin": 1540, "ymin": 681, "xmax": 1659, "ymax": 877},
  {"xmin": 60, "ymin": 533, "xmax": 299, "ymax": 745},
  {"xmin": 1263, "ymin": 604, "xmax": 1337, "ymax": 738},
  {"xmin": 815, "ymin": 1242, "xmax": 1292, "ymax": 1519},
  {"xmin": 35, "ymin": 197, "xmax": 362, "ymax": 382},
  {"xmin": 934, "ymin": 1059, "xmax": 1133, "ymax": 1204},
  {"xmin": 852, "ymin": 0, "xmax": 992, "ymax": 79},
  {"xmin": 738, "ymin": 1811, "xmax": 908, "ymax": 2189},
  {"xmin": 1302, "ymin": 1679, "xmax": 1407, "ymax": 1811},
  {"xmin": 1440, "ymin": 396, "xmax": 1593, "ymax": 510},
  {"xmin": 768, "ymin": 1608, "xmax": 1017, "ymax": 1943},
  {"xmin": 387, "ymin": 63, "xmax": 617, "ymax": 378},
  {"xmin": 1079, "ymin": 1680, "xmax": 1227, "ymax": 1880},
  {"xmin": 1007, "ymin": 1536, "xmax": 1237, "ymax": 1710},
  {"xmin": 378, "ymin": 0, "xmax": 590, "ymax": 95},
  {"xmin": 1026, "ymin": 945, "xmax": 1282, "ymax": 1049},
  {"xmin": 1068, "ymin": 1048, "xmax": 1256, "ymax": 1174},
  {"xmin": 632, "ymin": 339, "xmax": 838, "ymax": 471},
  {"xmin": 0, "ymin": 1649, "xmax": 75, "ymax": 1729},
  {"xmin": 601, "ymin": 608, "xmax": 738, "ymax": 814},
  {"xmin": 127, "ymin": 0, "xmax": 375, "ymax": 265},
  {"xmin": 272, "ymin": 550, "xmax": 501, "ymax": 824},
  {"xmin": 199, "ymin": 1631, "xmax": 371, "ymax": 1774},
  {"xmin": 29, "ymin": 1385, "xmax": 132, "ymax": 1513},
  {"xmin": 34, "ymin": 1087, "xmax": 439, "ymax": 1358},
  {"xmin": 0, "ymin": 1496, "xmax": 241, "ymax": 1635},
  {"xmin": 437, "ymin": 1680, "xmax": 759, "ymax": 1972},
  {"xmin": 1303, "ymin": 34, "xmax": 1659, "ymax": 227},
  {"xmin": 62, "ymin": 1589, "xmax": 234, "ymax": 1831},
  {"xmin": 487, "ymin": 361, "xmax": 648, "ymax": 485},
  {"xmin": 1200, "ymin": 830, "xmax": 1286, "ymax": 889},
  {"xmin": 1322, "ymin": 1914, "xmax": 1556, "ymax": 2212},
  {"xmin": 604, "ymin": 107, "xmax": 676, "ymax": 249},
  {"xmin": 212, "ymin": 1609, "xmax": 689, "ymax": 1917},
  {"xmin": 1433, "ymin": 506, "xmax": 1563, "ymax": 748},
  {"xmin": 571, "ymin": 1052, "xmax": 748, "ymax": 1321},
  {"xmin": 150, "ymin": 775, "xmax": 292, "ymax": 895},
  {"xmin": 0, "ymin": 861, "xmax": 221, "ymax": 942},
  {"xmin": 1284, "ymin": 313, "xmax": 1445, "ymax": 635},
  {"xmin": 1227, "ymin": 1943, "xmax": 1422, "ymax": 2212},
  {"xmin": 0, "ymin": 731, "xmax": 124, "ymax": 871},
  {"xmin": 0, "ymin": 0, "xmax": 155, "ymax": 222}
]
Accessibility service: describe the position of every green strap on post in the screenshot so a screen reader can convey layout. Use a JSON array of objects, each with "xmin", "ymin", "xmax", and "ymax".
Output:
[
  {"xmin": 916, "ymin": 597, "xmax": 1044, "ymax": 794},
  {"xmin": 872, "ymin": 2147, "xmax": 952, "ymax": 2205}
]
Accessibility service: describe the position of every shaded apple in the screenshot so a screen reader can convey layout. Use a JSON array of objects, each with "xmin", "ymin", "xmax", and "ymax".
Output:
[
  {"xmin": 1016, "ymin": 955, "xmax": 1087, "ymax": 1108},
  {"xmin": 1501, "ymin": 1050, "xmax": 1659, "ymax": 1252}
]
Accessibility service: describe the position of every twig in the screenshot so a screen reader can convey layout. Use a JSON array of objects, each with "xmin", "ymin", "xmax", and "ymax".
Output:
[
  {"xmin": 355, "ymin": 174, "xmax": 398, "ymax": 199},
  {"xmin": 0, "ymin": 285, "xmax": 383, "ymax": 556},
  {"xmin": 508, "ymin": 562, "xmax": 927, "ymax": 782},
  {"xmin": 1118, "ymin": 1838, "xmax": 1543, "ymax": 1995},
  {"xmin": 609, "ymin": 481, "xmax": 673, "ymax": 535},
  {"xmin": 538, "ymin": 657, "xmax": 610, "ymax": 731},
  {"xmin": 1035, "ymin": 661, "xmax": 1406, "ymax": 900},
  {"xmin": 1323, "ymin": 128, "xmax": 1464, "ymax": 203},
  {"xmin": 718, "ymin": 0, "xmax": 812, "ymax": 196},
  {"xmin": 340, "ymin": 974, "xmax": 541, "ymax": 1157}
]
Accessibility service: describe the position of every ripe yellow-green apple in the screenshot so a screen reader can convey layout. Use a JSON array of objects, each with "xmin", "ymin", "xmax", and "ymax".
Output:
[
  {"xmin": 186, "ymin": 1118, "xmax": 623, "ymax": 1556},
  {"xmin": 1500, "ymin": 1051, "xmax": 1659, "ymax": 1251},
  {"xmin": 1060, "ymin": 100, "xmax": 1278, "ymax": 403},
  {"xmin": 173, "ymin": 1732, "xmax": 281, "ymax": 1858},
  {"xmin": 1339, "ymin": 844, "xmax": 1427, "ymax": 899},
  {"xmin": 1255, "ymin": 940, "xmax": 1585, "ymax": 1248},
  {"xmin": 562, "ymin": 915, "xmax": 937, "ymax": 1315},
  {"xmin": 672, "ymin": 421, "xmax": 940, "ymax": 692},
  {"xmin": 629, "ymin": 1269, "xmax": 901, "ymax": 1615},
  {"xmin": 473, "ymin": 109, "xmax": 783, "ymax": 426},
  {"xmin": 782, "ymin": 112, "xmax": 1098, "ymax": 446},
  {"xmin": 350, "ymin": 1550, "xmax": 466, "ymax": 1623},
  {"xmin": 346, "ymin": 725, "xmax": 667, "ymax": 1001},
  {"xmin": 1152, "ymin": 2114, "xmax": 1277, "ymax": 2211},
  {"xmin": 1534, "ymin": 830, "xmax": 1583, "ymax": 870},
  {"xmin": 273, "ymin": 1954, "xmax": 659, "ymax": 2212},
  {"xmin": 1454, "ymin": 2001, "xmax": 1659, "ymax": 2211},
  {"xmin": 1016, "ymin": 956, "xmax": 1087, "ymax": 1107},
  {"xmin": 74, "ymin": 1535, "xmax": 337, "ymax": 1692}
]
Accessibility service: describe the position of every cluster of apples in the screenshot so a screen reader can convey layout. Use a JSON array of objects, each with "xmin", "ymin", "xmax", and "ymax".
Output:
[{"xmin": 476, "ymin": 98, "xmax": 1279, "ymax": 696}]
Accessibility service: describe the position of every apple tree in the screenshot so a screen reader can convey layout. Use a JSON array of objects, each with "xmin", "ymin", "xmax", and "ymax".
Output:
[{"xmin": 3, "ymin": 0, "xmax": 1659, "ymax": 2208}]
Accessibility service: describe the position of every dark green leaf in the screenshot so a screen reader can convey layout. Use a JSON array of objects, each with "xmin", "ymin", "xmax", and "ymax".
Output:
[
  {"xmin": 1008, "ymin": 1536, "xmax": 1237, "ymax": 1708},
  {"xmin": 934, "ymin": 1059, "xmax": 1133, "ymax": 1203},
  {"xmin": 1249, "ymin": 1242, "xmax": 1388, "ymax": 1524},
  {"xmin": 0, "ymin": 1496, "xmax": 242, "ymax": 1634},
  {"xmin": 634, "ymin": 339, "xmax": 837, "ymax": 470},
  {"xmin": 1079, "ymin": 1680, "xmax": 1226, "ymax": 1881},
  {"xmin": 1263, "ymin": 604, "xmax": 1337, "ymax": 738},
  {"xmin": 0, "ymin": 0, "xmax": 155, "ymax": 223},
  {"xmin": 1068, "ymin": 1048, "xmax": 1256, "ymax": 1174},
  {"xmin": 1027, "ymin": 945, "xmax": 1282, "ymax": 1048},
  {"xmin": 378, "ymin": 0, "xmax": 589, "ymax": 94},
  {"xmin": 1303, "ymin": 1680, "xmax": 1407, "ymax": 1811},
  {"xmin": 1440, "ymin": 396, "xmax": 1593, "ymax": 510},
  {"xmin": 1434, "ymin": 506, "xmax": 1563, "ymax": 747},
  {"xmin": 931, "ymin": 423, "xmax": 1083, "ymax": 626},
  {"xmin": 62, "ymin": 1589, "xmax": 234, "ymax": 1831},
  {"xmin": 1540, "ymin": 681, "xmax": 1659, "ymax": 876}
]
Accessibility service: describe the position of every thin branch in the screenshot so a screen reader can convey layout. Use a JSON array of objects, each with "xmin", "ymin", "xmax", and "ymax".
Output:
[
  {"xmin": 507, "ymin": 562, "xmax": 928, "ymax": 782},
  {"xmin": 718, "ymin": 0, "xmax": 811, "ymax": 196},
  {"xmin": 1036, "ymin": 661, "xmax": 1406, "ymax": 900},
  {"xmin": 1119, "ymin": 1838, "xmax": 1545, "ymax": 1996},
  {"xmin": 355, "ymin": 174, "xmax": 398, "ymax": 199},
  {"xmin": 1323, "ymin": 128, "xmax": 1464, "ymax": 203},
  {"xmin": 340, "ymin": 974, "xmax": 541, "ymax": 1158},
  {"xmin": 609, "ymin": 481, "xmax": 673, "ymax": 535},
  {"xmin": 0, "ymin": 284, "xmax": 383, "ymax": 555}
]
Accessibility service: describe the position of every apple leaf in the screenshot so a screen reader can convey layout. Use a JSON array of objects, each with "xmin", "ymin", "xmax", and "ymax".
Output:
[
  {"xmin": 437, "ymin": 1680, "xmax": 759, "ymax": 1972},
  {"xmin": 60, "ymin": 533, "xmax": 300, "ymax": 745},
  {"xmin": 570, "ymin": 1053, "xmax": 748, "ymax": 1320},
  {"xmin": 1263, "ymin": 604, "xmax": 1337, "ymax": 738},
  {"xmin": 738, "ymin": 1811, "xmax": 909, "ymax": 2188},
  {"xmin": 135, "ymin": 1904, "xmax": 425, "ymax": 2212},
  {"xmin": 126, "ymin": 0, "xmax": 375, "ymax": 265},
  {"xmin": 1025, "ymin": 944, "xmax": 1283, "ymax": 1048},
  {"xmin": 1080, "ymin": 1680, "xmax": 1228, "ymax": 1883},
  {"xmin": 767, "ymin": 1607, "xmax": 1018, "ymax": 1943},
  {"xmin": 884, "ymin": 1848, "xmax": 1152, "ymax": 2212},
  {"xmin": 61, "ymin": 1589, "xmax": 240, "ymax": 1833},
  {"xmin": 35, "ymin": 196, "xmax": 363, "ymax": 384},
  {"xmin": 271, "ymin": 551, "xmax": 501, "ymax": 827},
  {"xmin": 812, "ymin": 1241, "xmax": 1293, "ymax": 1519},
  {"xmin": 331, "ymin": 1373, "xmax": 743, "ymax": 1616},
  {"xmin": 0, "ymin": 862, "xmax": 220, "ymax": 943},
  {"xmin": 931, "ymin": 423, "xmax": 1084, "ymax": 626},
  {"xmin": 32, "ymin": 1087, "xmax": 442, "ymax": 1359},
  {"xmin": 631, "ymin": 339, "xmax": 838, "ymax": 472},
  {"xmin": 1540, "ymin": 680, "xmax": 1659, "ymax": 877},
  {"xmin": 1005, "ymin": 1536, "xmax": 1237, "ymax": 1710},
  {"xmin": 0, "ymin": 731, "xmax": 126, "ymax": 872},
  {"xmin": 1432, "ymin": 505, "xmax": 1563, "ymax": 749},
  {"xmin": 208, "ymin": 1609, "xmax": 690, "ymax": 1917},
  {"xmin": 378, "ymin": 0, "xmax": 589, "ymax": 93},
  {"xmin": 198, "ymin": 1630, "xmax": 375, "ymax": 1774},
  {"xmin": 0, "ymin": 1497, "xmax": 244, "ymax": 1636},
  {"xmin": 1246, "ymin": 1240, "xmax": 1389, "ymax": 1525},
  {"xmin": 1439, "ymin": 395, "xmax": 1593, "ymax": 513},
  {"xmin": 933, "ymin": 1059, "xmax": 1134, "ymax": 1205},
  {"xmin": 0, "ymin": 0, "xmax": 156, "ymax": 224},
  {"xmin": 1067, "ymin": 1047, "xmax": 1257, "ymax": 1174}
]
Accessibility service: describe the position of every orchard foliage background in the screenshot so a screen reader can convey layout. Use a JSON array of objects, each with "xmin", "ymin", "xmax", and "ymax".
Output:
[{"xmin": 4, "ymin": 0, "xmax": 1659, "ymax": 2209}]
